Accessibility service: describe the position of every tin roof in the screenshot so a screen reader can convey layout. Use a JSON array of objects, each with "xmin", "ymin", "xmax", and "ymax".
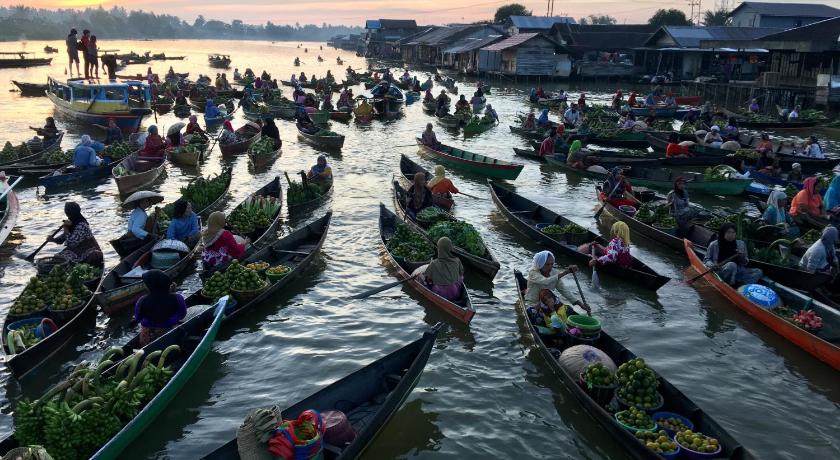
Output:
[
  {"xmin": 481, "ymin": 33, "xmax": 562, "ymax": 51},
  {"xmin": 759, "ymin": 16, "xmax": 840, "ymax": 41},
  {"xmin": 729, "ymin": 2, "xmax": 840, "ymax": 18},
  {"xmin": 644, "ymin": 26, "xmax": 781, "ymax": 48},
  {"xmin": 508, "ymin": 15, "xmax": 576, "ymax": 29},
  {"xmin": 442, "ymin": 34, "xmax": 508, "ymax": 54}
]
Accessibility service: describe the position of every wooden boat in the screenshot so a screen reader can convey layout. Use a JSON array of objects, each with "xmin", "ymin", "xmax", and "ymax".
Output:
[
  {"xmin": 11, "ymin": 80, "xmax": 47, "ymax": 97},
  {"xmin": 297, "ymin": 123, "xmax": 346, "ymax": 150},
  {"xmin": 490, "ymin": 182, "xmax": 669, "ymax": 291},
  {"xmin": 0, "ymin": 176, "xmax": 20, "ymax": 247},
  {"xmin": 1, "ymin": 262, "xmax": 103, "ymax": 379},
  {"xmin": 96, "ymin": 236, "xmax": 202, "ymax": 316},
  {"xmin": 380, "ymin": 205, "xmax": 475, "ymax": 323},
  {"xmin": 544, "ymin": 153, "xmax": 660, "ymax": 169},
  {"xmin": 0, "ymin": 132, "xmax": 65, "ymax": 170},
  {"xmin": 463, "ymin": 117, "xmax": 497, "ymax": 136},
  {"xmin": 0, "ymin": 52, "xmax": 51, "ymax": 68},
  {"xmin": 399, "ymin": 154, "xmax": 453, "ymax": 210},
  {"xmin": 436, "ymin": 114, "xmax": 461, "ymax": 129},
  {"xmin": 393, "ymin": 180, "xmax": 500, "ymax": 279},
  {"xmin": 208, "ymin": 54, "xmax": 231, "ymax": 68},
  {"xmin": 112, "ymin": 153, "xmax": 166, "ymax": 196},
  {"xmin": 201, "ymin": 322, "xmax": 438, "ymax": 460},
  {"xmin": 38, "ymin": 163, "xmax": 113, "ymax": 190},
  {"xmin": 513, "ymin": 270, "xmax": 752, "ymax": 459},
  {"xmin": 43, "ymin": 46, "xmax": 58, "ymax": 53},
  {"xmin": 329, "ymin": 110, "xmax": 352, "ymax": 122},
  {"xmin": 415, "ymin": 139, "xmax": 523, "ymax": 180},
  {"xmin": 47, "ymin": 77, "xmax": 152, "ymax": 132},
  {"xmin": 168, "ymin": 142, "xmax": 208, "ymax": 167},
  {"xmin": 288, "ymin": 178, "xmax": 333, "ymax": 212},
  {"xmin": 513, "ymin": 147, "xmax": 547, "ymax": 163},
  {"xmin": 422, "ymin": 100, "xmax": 437, "ymax": 112},
  {"xmin": 173, "ymin": 105, "xmax": 191, "ymax": 118},
  {"xmin": 684, "ymin": 239, "xmax": 840, "ymax": 370},
  {"xmin": 629, "ymin": 106, "xmax": 690, "ymax": 118},
  {"xmin": 247, "ymin": 138, "xmax": 282, "ymax": 169},
  {"xmin": 204, "ymin": 113, "xmax": 232, "ymax": 126},
  {"xmin": 219, "ymin": 123, "xmax": 261, "ymax": 156},
  {"xmin": 586, "ymin": 132, "xmax": 650, "ymax": 149},
  {"xmin": 722, "ymin": 108, "xmax": 818, "ymax": 129}
]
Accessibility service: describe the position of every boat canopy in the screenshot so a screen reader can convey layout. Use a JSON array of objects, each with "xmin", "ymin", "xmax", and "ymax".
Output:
[{"xmin": 48, "ymin": 76, "xmax": 151, "ymax": 103}]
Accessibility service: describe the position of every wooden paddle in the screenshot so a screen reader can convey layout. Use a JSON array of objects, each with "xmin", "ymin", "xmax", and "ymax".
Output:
[
  {"xmin": 594, "ymin": 179, "xmax": 624, "ymax": 219},
  {"xmin": 351, "ymin": 274, "xmax": 417, "ymax": 299},
  {"xmin": 685, "ymin": 253, "xmax": 740, "ymax": 285},
  {"xmin": 570, "ymin": 269, "xmax": 592, "ymax": 315},
  {"xmin": 590, "ymin": 246, "xmax": 601, "ymax": 289},
  {"xmin": 0, "ymin": 176, "xmax": 23, "ymax": 203},
  {"xmin": 23, "ymin": 225, "xmax": 64, "ymax": 261},
  {"xmin": 458, "ymin": 191, "xmax": 482, "ymax": 200}
]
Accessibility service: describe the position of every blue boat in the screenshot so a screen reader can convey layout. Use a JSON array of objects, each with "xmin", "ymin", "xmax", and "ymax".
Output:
[
  {"xmin": 370, "ymin": 82, "xmax": 405, "ymax": 114},
  {"xmin": 46, "ymin": 77, "xmax": 152, "ymax": 132},
  {"xmin": 204, "ymin": 113, "xmax": 232, "ymax": 126},
  {"xmin": 38, "ymin": 160, "xmax": 114, "ymax": 191},
  {"xmin": 629, "ymin": 106, "xmax": 692, "ymax": 119},
  {"xmin": 750, "ymin": 168, "xmax": 804, "ymax": 191}
]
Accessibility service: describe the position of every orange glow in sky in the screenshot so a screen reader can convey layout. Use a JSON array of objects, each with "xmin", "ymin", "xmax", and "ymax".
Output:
[{"xmin": 10, "ymin": 0, "xmax": 694, "ymax": 25}]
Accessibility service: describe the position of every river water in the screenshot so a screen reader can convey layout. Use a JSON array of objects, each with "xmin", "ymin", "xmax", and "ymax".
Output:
[{"xmin": 0, "ymin": 39, "xmax": 838, "ymax": 459}]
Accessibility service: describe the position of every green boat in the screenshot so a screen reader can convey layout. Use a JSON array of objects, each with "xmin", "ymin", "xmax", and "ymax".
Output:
[
  {"xmin": 415, "ymin": 138, "xmax": 523, "ymax": 180},
  {"xmin": 463, "ymin": 116, "xmax": 497, "ymax": 135},
  {"xmin": 550, "ymin": 160, "xmax": 752, "ymax": 196},
  {"xmin": 307, "ymin": 110, "xmax": 330, "ymax": 125}
]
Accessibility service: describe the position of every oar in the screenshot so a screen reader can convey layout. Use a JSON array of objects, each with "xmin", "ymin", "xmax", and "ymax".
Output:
[
  {"xmin": 22, "ymin": 225, "xmax": 63, "ymax": 261},
  {"xmin": 458, "ymin": 191, "xmax": 483, "ymax": 200},
  {"xmin": 590, "ymin": 247, "xmax": 601, "ymax": 289},
  {"xmin": 684, "ymin": 253, "xmax": 740, "ymax": 285},
  {"xmin": 570, "ymin": 269, "xmax": 592, "ymax": 315},
  {"xmin": 594, "ymin": 180, "xmax": 624, "ymax": 219},
  {"xmin": 0, "ymin": 176, "xmax": 23, "ymax": 203},
  {"xmin": 351, "ymin": 274, "xmax": 417, "ymax": 299}
]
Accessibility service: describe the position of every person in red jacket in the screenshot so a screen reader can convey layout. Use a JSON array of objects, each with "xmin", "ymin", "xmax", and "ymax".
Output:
[
  {"xmin": 539, "ymin": 131, "xmax": 557, "ymax": 158},
  {"xmin": 665, "ymin": 133, "xmax": 692, "ymax": 158},
  {"xmin": 201, "ymin": 211, "xmax": 247, "ymax": 271}
]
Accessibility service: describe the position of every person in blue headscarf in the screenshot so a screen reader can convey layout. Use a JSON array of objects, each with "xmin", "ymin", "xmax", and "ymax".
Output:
[
  {"xmin": 73, "ymin": 134, "xmax": 103, "ymax": 168},
  {"xmin": 524, "ymin": 250, "xmax": 583, "ymax": 310},
  {"xmin": 537, "ymin": 108, "xmax": 550, "ymax": 127},
  {"xmin": 824, "ymin": 175, "xmax": 840, "ymax": 214},
  {"xmin": 307, "ymin": 155, "xmax": 332, "ymax": 183},
  {"xmin": 205, "ymin": 99, "xmax": 220, "ymax": 119},
  {"xmin": 763, "ymin": 190, "xmax": 799, "ymax": 237}
]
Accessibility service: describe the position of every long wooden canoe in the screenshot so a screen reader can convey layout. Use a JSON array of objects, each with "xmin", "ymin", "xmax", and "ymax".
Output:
[
  {"xmin": 393, "ymin": 180, "xmax": 499, "ymax": 279},
  {"xmin": 0, "ymin": 176, "xmax": 21, "ymax": 247},
  {"xmin": 12, "ymin": 80, "xmax": 47, "ymax": 97},
  {"xmin": 380, "ymin": 204, "xmax": 475, "ymax": 324},
  {"xmin": 38, "ymin": 163, "xmax": 113, "ymax": 191},
  {"xmin": 219, "ymin": 123, "xmax": 261, "ymax": 156},
  {"xmin": 201, "ymin": 322, "xmax": 439, "ymax": 459},
  {"xmin": 513, "ymin": 270, "xmax": 752, "ymax": 459},
  {"xmin": 297, "ymin": 123, "xmax": 346, "ymax": 150},
  {"xmin": 684, "ymin": 239, "xmax": 840, "ymax": 370},
  {"xmin": 2, "ymin": 268, "xmax": 103, "ymax": 379},
  {"xmin": 168, "ymin": 142, "xmax": 208, "ymax": 167},
  {"xmin": 415, "ymin": 139, "xmax": 523, "ymax": 180},
  {"xmin": 288, "ymin": 178, "xmax": 333, "ymax": 212},
  {"xmin": 399, "ymin": 154, "xmax": 453, "ymax": 210},
  {"xmin": 490, "ymin": 182, "xmax": 669, "ymax": 291},
  {"xmin": 0, "ymin": 132, "xmax": 64, "ymax": 169},
  {"xmin": 112, "ymin": 153, "xmax": 167, "ymax": 196},
  {"xmin": 247, "ymin": 138, "xmax": 282, "ymax": 169},
  {"xmin": 721, "ymin": 108, "xmax": 818, "ymax": 129},
  {"xmin": 237, "ymin": 176, "xmax": 283, "ymax": 251}
]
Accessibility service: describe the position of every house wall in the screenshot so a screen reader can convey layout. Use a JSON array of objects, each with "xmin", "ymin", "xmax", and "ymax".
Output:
[
  {"xmin": 729, "ymin": 10, "xmax": 831, "ymax": 28},
  {"xmin": 514, "ymin": 46, "xmax": 563, "ymax": 76}
]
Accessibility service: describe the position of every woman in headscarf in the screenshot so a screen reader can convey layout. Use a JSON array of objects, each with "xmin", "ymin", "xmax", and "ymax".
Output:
[
  {"xmin": 580, "ymin": 221, "xmax": 633, "ymax": 269},
  {"xmin": 202, "ymin": 211, "xmax": 247, "ymax": 270},
  {"xmin": 537, "ymin": 108, "xmax": 550, "ymax": 127},
  {"xmin": 219, "ymin": 120, "xmax": 238, "ymax": 144},
  {"xmin": 601, "ymin": 167, "xmax": 637, "ymax": 207},
  {"xmin": 825, "ymin": 175, "xmax": 840, "ymax": 215},
  {"xmin": 141, "ymin": 125, "xmax": 166, "ymax": 160},
  {"xmin": 261, "ymin": 116, "xmax": 280, "ymax": 142},
  {"xmin": 524, "ymin": 250, "xmax": 585, "ymax": 311},
  {"xmin": 134, "ymin": 270, "xmax": 187, "ymax": 346},
  {"xmin": 204, "ymin": 99, "xmax": 221, "ymax": 119},
  {"xmin": 185, "ymin": 115, "xmax": 206, "ymax": 140},
  {"xmin": 73, "ymin": 135, "xmax": 103, "ymax": 168},
  {"xmin": 522, "ymin": 112, "xmax": 536, "ymax": 130},
  {"xmin": 666, "ymin": 176, "xmax": 697, "ymax": 230},
  {"xmin": 417, "ymin": 237, "xmax": 464, "ymax": 301},
  {"xmin": 789, "ymin": 176, "xmax": 826, "ymax": 224},
  {"xmin": 405, "ymin": 172, "xmax": 434, "ymax": 219},
  {"xmin": 799, "ymin": 226, "xmax": 838, "ymax": 273},
  {"xmin": 165, "ymin": 199, "xmax": 200, "ymax": 245},
  {"xmin": 421, "ymin": 123, "xmax": 439, "ymax": 148},
  {"xmin": 427, "ymin": 165, "xmax": 459, "ymax": 210},
  {"xmin": 762, "ymin": 190, "xmax": 799, "ymax": 237},
  {"xmin": 307, "ymin": 155, "xmax": 332, "ymax": 183},
  {"xmin": 50, "ymin": 202, "xmax": 103, "ymax": 265},
  {"xmin": 566, "ymin": 140, "xmax": 589, "ymax": 169},
  {"xmin": 37, "ymin": 117, "xmax": 60, "ymax": 143},
  {"xmin": 166, "ymin": 126, "xmax": 184, "ymax": 147},
  {"xmin": 102, "ymin": 118, "xmax": 123, "ymax": 145},
  {"xmin": 703, "ymin": 223, "xmax": 762, "ymax": 287},
  {"xmin": 627, "ymin": 92, "xmax": 637, "ymax": 107},
  {"xmin": 621, "ymin": 112, "xmax": 637, "ymax": 130}
]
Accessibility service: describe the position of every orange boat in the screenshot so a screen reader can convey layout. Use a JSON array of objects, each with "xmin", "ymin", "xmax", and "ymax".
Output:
[{"xmin": 684, "ymin": 239, "xmax": 840, "ymax": 370}]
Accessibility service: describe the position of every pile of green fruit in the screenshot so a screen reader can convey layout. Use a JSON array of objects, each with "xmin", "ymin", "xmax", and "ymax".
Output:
[
  {"xmin": 202, "ymin": 271, "xmax": 231, "ymax": 301},
  {"xmin": 559, "ymin": 223, "xmax": 586, "ymax": 234},
  {"xmin": 14, "ymin": 346, "xmax": 180, "ymax": 460},
  {"xmin": 705, "ymin": 214, "xmax": 736, "ymax": 230},
  {"xmin": 636, "ymin": 203, "xmax": 674, "ymax": 228},
  {"xmin": 416, "ymin": 207, "xmax": 449, "ymax": 226},
  {"xmin": 734, "ymin": 148, "xmax": 758, "ymax": 159},
  {"xmin": 540, "ymin": 224, "xmax": 565, "ymax": 235},
  {"xmin": 43, "ymin": 148, "xmax": 73, "ymax": 164},
  {"xmin": 10, "ymin": 323, "xmax": 41, "ymax": 349},
  {"xmin": 11, "ymin": 265, "xmax": 92, "ymax": 317},
  {"xmin": 0, "ymin": 141, "xmax": 30, "ymax": 162},
  {"xmin": 656, "ymin": 416, "xmax": 691, "ymax": 433},
  {"xmin": 703, "ymin": 166, "xmax": 729, "ymax": 181},
  {"xmin": 582, "ymin": 363, "xmax": 615, "ymax": 387},
  {"xmin": 287, "ymin": 180, "xmax": 325, "ymax": 206},
  {"xmin": 103, "ymin": 142, "xmax": 135, "ymax": 161},
  {"xmin": 635, "ymin": 430, "xmax": 679, "ymax": 455},
  {"xmin": 428, "ymin": 221, "xmax": 484, "ymax": 256},
  {"xmin": 675, "ymin": 429, "xmax": 720, "ymax": 454},
  {"xmin": 228, "ymin": 195, "xmax": 280, "ymax": 236},
  {"xmin": 231, "ymin": 266, "xmax": 267, "ymax": 292},
  {"xmin": 387, "ymin": 223, "xmax": 434, "ymax": 262},
  {"xmin": 800, "ymin": 229, "xmax": 821, "ymax": 245},
  {"xmin": 800, "ymin": 109, "xmax": 828, "ymax": 122},
  {"xmin": 615, "ymin": 407, "xmax": 655, "ymax": 431},
  {"xmin": 679, "ymin": 122, "xmax": 697, "ymax": 134},
  {"xmin": 248, "ymin": 137, "xmax": 277, "ymax": 156},
  {"xmin": 616, "ymin": 358, "xmax": 661, "ymax": 409}
]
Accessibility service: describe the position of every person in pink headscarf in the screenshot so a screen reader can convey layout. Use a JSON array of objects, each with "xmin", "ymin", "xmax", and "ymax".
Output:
[{"xmin": 219, "ymin": 120, "xmax": 237, "ymax": 144}]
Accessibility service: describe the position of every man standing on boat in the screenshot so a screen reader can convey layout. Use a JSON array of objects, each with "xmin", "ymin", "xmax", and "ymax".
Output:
[
  {"xmin": 80, "ymin": 29, "xmax": 91, "ymax": 79},
  {"xmin": 66, "ymin": 29, "xmax": 80, "ymax": 77}
]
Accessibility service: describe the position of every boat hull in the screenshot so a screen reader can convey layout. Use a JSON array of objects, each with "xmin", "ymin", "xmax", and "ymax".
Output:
[
  {"xmin": 47, "ymin": 91, "xmax": 146, "ymax": 131},
  {"xmin": 416, "ymin": 139, "xmax": 523, "ymax": 180}
]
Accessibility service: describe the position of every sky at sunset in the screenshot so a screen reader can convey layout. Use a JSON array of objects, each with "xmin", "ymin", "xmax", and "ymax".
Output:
[{"xmin": 9, "ymin": 0, "xmax": 839, "ymax": 26}]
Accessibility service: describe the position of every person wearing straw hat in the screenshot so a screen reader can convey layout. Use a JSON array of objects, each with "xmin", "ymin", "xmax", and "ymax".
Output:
[
  {"xmin": 123, "ymin": 190, "xmax": 163, "ymax": 247},
  {"xmin": 202, "ymin": 211, "xmax": 247, "ymax": 270},
  {"xmin": 48, "ymin": 202, "xmax": 103, "ymax": 265}
]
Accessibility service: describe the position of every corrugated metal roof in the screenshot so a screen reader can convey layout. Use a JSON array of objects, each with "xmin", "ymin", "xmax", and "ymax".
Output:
[
  {"xmin": 649, "ymin": 26, "xmax": 781, "ymax": 48},
  {"xmin": 442, "ymin": 35, "xmax": 507, "ymax": 54},
  {"xmin": 404, "ymin": 25, "xmax": 471, "ymax": 46},
  {"xmin": 759, "ymin": 16, "xmax": 840, "ymax": 41},
  {"xmin": 365, "ymin": 20, "xmax": 381, "ymax": 30},
  {"xmin": 481, "ymin": 33, "xmax": 559, "ymax": 51},
  {"xmin": 509, "ymin": 15, "xmax": 575, "ymax": 29},
  {"xmin": 379, "ymin": 19, "xmax": 417, "ymax": 29},
  {"xmin": 730, "ymin": 2, "xmax": 840, "ymax": 18}
]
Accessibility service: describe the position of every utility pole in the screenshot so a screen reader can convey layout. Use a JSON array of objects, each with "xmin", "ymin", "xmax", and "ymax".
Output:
[
  {"xmin": 546, "ymin": 0, "xmax": 555, "ymax": 17},
  {"xmin": 688, "ymin": 0, "xmax": 702, "ymax": 25}
]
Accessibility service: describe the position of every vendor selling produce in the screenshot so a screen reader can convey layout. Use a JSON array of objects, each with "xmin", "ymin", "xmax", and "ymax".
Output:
[
  {"xmin": 601, "ymin": 167, "xmax": 638, "ymax": 208},
  {"xmin": 762, "ymin": 190, "xmax": 799, "ymax": 238},
  {"xmin": 202, "ymin": 211, "xmax": 247, "ymax": 271},
  {"xmin": 427, "ymin": 165, "xmax": 459, "ymax": 210},
  {"xmin": 579, "ymin": 221, "xmax": 633, "ymax": 269},
  {"xmin": 48, "ymin": 201, "xmax": 103, "ymax": 265},
  {"xmin": 799, "ymin": 226, "xmax": 838, "ymax": 274},
  {"xmin": 414, "ymin": 237, "xmax": 464, "ymax": 301},
  {"xmin": 405, "ymin": 172, "xmax": 434, "ymax": 219},
  {"xmin": 703, "ymin": 223, "xmax": 762, "ymax": 287},
  {"xmin": 134, "ymin": 269, "xmax": 187, "ymax": 346},
  {"xmin": 524, "ymin": 250, "xmax": 587, "ymax": 313},
  {"xmin": 122, "ymin": 190, "xmax": 163, "ymax": 251},
  {"xmin": 666, "ymin": 176, "xmax": 699, "ymax": 232},
  {"xmin": 166, "ymin": 199, "xmax": 200, "ymax": 245},
  {"xmin": 789, "ymin": 177, "xmax": 827, "ymax": 225},
  {"xmin": 140, "ymin": 125, "xmax": 167, "ymax": 161},
  {"xmin": 307, "ymin": 155, "xmax": 332, "ymax": 183}
]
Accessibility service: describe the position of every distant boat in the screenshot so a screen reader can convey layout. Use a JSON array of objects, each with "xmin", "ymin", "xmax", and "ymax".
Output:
[
  {"xmin": 0, "ymin": 52, "xmax": 51, "ymax": 69},
  {"xmin": 43, "ymin": 46, "xmax": 58, "ymax": 54},
  {"xmin": 46, "ymin": 77, "xmax": 152, "ymax": 132}
]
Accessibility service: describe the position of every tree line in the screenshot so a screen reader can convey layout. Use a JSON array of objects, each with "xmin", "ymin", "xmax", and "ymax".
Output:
[
  {"xmin": 0, "ymin": 5, "xmax": 363, "ymax": 42},
  {"xmin": 493, "ymin": 3, "xmax": 730, "ymax": 27}
]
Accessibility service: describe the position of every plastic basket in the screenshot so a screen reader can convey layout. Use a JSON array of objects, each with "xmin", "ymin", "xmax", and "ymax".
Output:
[
  {"xmin": 652, "ymin": 411, "xmax": 695, "ymax": 437},
  {"xmin": 266, "ymin": 270, "xmax": 290, "ymax": 282},
  {"xmin": 614, "ymin": 410, "xmax": 657, "ymax": 434},
  {"xmin": 35, "ymin": 256, "xmax": 68, "ymax": 276},
  {"xmin": 6, "ymin": 306, "xmax": 49, "ymax": 324},
  {"xmin": 579, "ymin": 371, "xmax": 618, "ymax": 406},
  {"xmin": 231, "ymin": 283, "xmax": 268, "ymax": 304},
  {"xmin": 675, "ymin": 435, "xmax": 723, "ymax": 459},
  {"xmin": 48, "ymin": 301, "xmax": 86, "ymax": 324},
  {"xmin": 567, "ymin": 315, "xmax": 601, "ymax": 332},
  {"xmin": 568, "ymin": 331, "xmax": 600, "ymax": 347}
]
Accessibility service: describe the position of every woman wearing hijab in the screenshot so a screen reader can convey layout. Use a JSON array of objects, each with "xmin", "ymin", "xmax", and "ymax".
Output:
[
  {"xmin": 799, "ymin": 226, "xmax": 839, "ymax": 273},
  {"xmin": 165, "ymin": 200, "xmax": 200, "ymax": 244},
  {"xmin": 428, "ymin": 165, "xmax": 459, "ymax": 210},
  {"xmin": 789, "ymin": 176, "xmax": 826, "ymax": 224},
  {"xmin": 202, "ymin": 211, "xmax": 247, "ymax": 270},
  {"xmin": 522, "ymin": 112, "xmax": 537, "ymax": 130},
  {"xmin": 566, "ymin": 140, "xmax": 589, "ymax": 169},
  {"xmin": 219, "ymin": 120, "xmax": 238, "ymax": 144},
  {"xmin": 537, "ymin": 108, "xmax": 550, "ymax": 127},
  {"xmin": 185, "ymin": 115, "xmax": 205, "ymax": 136},
  {"xmin": 261, "ymin": 116, "xmax": 280, "ymax": 142},
  {"xmin": 73, "ymin": 135, "xmax": 103, "ymax": 168},
  {"xmin": 703, "ymin": 223, "xmax": 762, "ymax": 286},
  {"xmin": 825, "ymin": 175, "xmax": 840, "ymax": 215},
  {"xmin": 580, "ymin": 221, "xmax": 633, "ymax": 269},
  {"xmin": 417, "ymin": 237, "xmax": 464, "ymax": 301},
  {"xmin": 204, "ymin": 99, "xmax": 221, "ymax": 119},
  {"xmin": 666, "ymin": 176, "xmax": 697, "ymax": 229},
  {"xmin": 405, "ymin": 172, "xmax": 434, "ymax": 219},
  {"xmin": 307, "ymin": 155, "xmax": 332, "ymax": 183},
  {"xmin": 141, "ymin": 125, "xmax": 166, "ymax": 160},
  {"xmin": 100, "ymin": 118, "xmax": 123, "ymax": 145},
  {"xmin": 134, "ymin": 270, "xmax": 187, "ymax": 346},
  {"xmin": 524, "ymin": 250, "xmax": 584, "ymax": 311},
  {"xmin": 601, "ymin": 167, "xmax": 637, "ymax": 207},
  {"xmin": 762, "ymin": 190, "xmax": 799, "ymax": 237},
  {"xmin": 49, "ymin": 202, "xmax": 103, "ymax": 265}
]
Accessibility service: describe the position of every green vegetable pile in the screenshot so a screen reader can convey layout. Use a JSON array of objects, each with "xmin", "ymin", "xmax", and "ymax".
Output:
[
  {"xmin": 703, "ymin": 167, "xmax": 728, "ymax": 181},
  {"xmin": 800, "ymin": 229, "xmax": 821, "ymax": 245},
  {"xmin": 559, "ymin": 223, "xmax": 586, "ymax": 234},
  {"xmin": 287, "ymin": 180, "xmax": 327, "ymax": 206},
  {"xmin": 228, "ymin": 195, "xmax": 280, "ymax": 237},
  {"xmin": 540, "ymin": 224, "xmax": 565, "ymax": 235},
  {"xmin": 799, "ymin": 109, "xmax": 828, "ymax": 122},
  {"xmin": 616, "ymin": 407, "xmax": 655, "ymax": 431},
  {"xmin": 14, "ymin": 346, "xmax": 180, "ymax": 460},
  {"xmin": 679, "ymin": 122, "xmax": 697, "ymax": 134},
  {"xmin": 428, "ymin": 221, "xmax": 484, "ymax": 256},
  {"xmin": 416, "ymin": 207, "xmax": 449, "ymax": 226},
  {"xmin": 734, "ymin": 148, "xmax": 758, "ymax": 159},
  {"xmin": 636, "ymin": 430, "xmax": 679, "ymax": 455},
  {"xmin": 704, "ymin": 214, "xmax": 736, "ymax": 231},
  {"xmin": 248, "ymin": 137, "xmax": 277, "ymax": 156},
  {"xmin": 636, "ymin": 204, "xmax": 674, "ymax": 228},
  {"xmin": 616, "ymin": 358, "xmax": 661, "ymax": 410},
  {"xmin": 102, "ymin": 142, "xmax": 135, "ymax": 161},
  {"xmin": 44, "ymin": 148, "xmax": 73, "ymax": 164},
  {"xmin": 0, "ymin": 141, "xmax": 31, "ymax": 162},
  {"xmin": 387, "ymin": 223, "xmax": 434, "ymax": 262},
  {"xmin": 651, "ymin": 120, "xmax": 673, "ymax": 131},
  {"xmin": 172, "ymin": 143, "xmax": 206, "ymax": 158},
  {"xmin": 10, "ymin": 265, "xmax": 93, "ymax": 319},
  {"xmin": 749, "ymin": 240, "xmax": 793, "ymax": 266}
]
